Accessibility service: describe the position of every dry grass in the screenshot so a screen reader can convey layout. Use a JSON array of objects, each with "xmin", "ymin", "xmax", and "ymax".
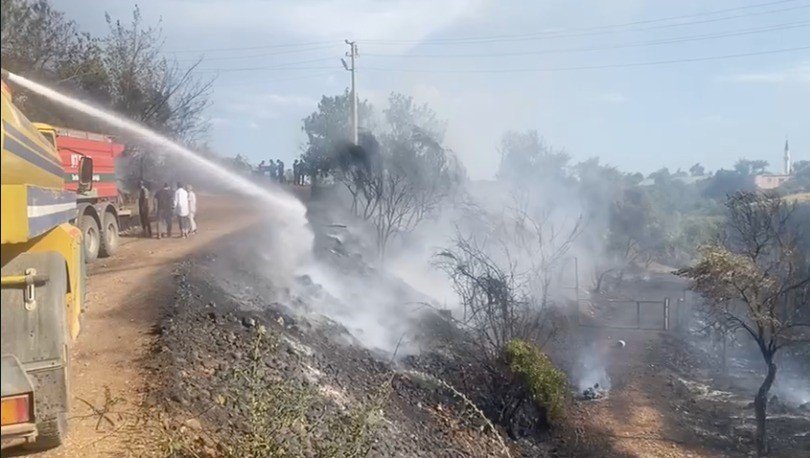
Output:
[{"xmin": 152, "ymin": 328, "xmax": 388, "ymax": 457}]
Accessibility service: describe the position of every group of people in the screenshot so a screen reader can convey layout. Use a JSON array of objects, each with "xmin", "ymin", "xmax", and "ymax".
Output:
[
  {"xmin": 258, "ymin": 159, "xmax": 286, "ymax": 183},
  {"xmin": 256, "ymin": 158, "xmax": 307, "ymax": 185},
  {"xmin": 292, "ymin": 159, "xmax": 306, "ymax": 186},
  {"xmin": 138, "ymin": 181, "xmax": 198, "ymax": 239}
]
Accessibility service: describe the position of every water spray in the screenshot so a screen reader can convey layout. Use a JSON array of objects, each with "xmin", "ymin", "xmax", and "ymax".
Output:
[{"xmin": 3, "ymin": 69, "xmax": 313, "ymax": 275}]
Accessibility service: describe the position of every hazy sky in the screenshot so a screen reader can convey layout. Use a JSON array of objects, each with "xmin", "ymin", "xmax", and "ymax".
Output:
[{"xmin": 55, "ymin": 0, "xmax": 809, "ymax": 179}]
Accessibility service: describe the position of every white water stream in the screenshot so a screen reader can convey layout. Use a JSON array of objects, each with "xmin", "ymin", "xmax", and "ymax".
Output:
[{"xmin": 7, "ymin": 71, "xmax": 314, "ymax": 275}]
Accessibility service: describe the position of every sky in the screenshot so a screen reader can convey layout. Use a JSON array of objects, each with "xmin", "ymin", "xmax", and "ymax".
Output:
[{"xmin": 54, "ymin": 0, "xmax": 810, "ymax": 179}]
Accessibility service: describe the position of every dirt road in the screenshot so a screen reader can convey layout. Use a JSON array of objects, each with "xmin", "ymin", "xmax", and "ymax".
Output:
[
  {"xmin": 19, "ymin": 195, "xmax": 258, "ymax": 457},
  {"xmin": 567, "ymin": 328, "xmax": 717, "ymax": 458}
]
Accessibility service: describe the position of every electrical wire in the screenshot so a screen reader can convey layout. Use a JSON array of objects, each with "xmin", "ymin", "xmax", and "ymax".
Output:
[
  {"xmin": 360, "ymin": 45, "xmax": 810, "ymax": 74},
  {"xmin": 166, "ymin": 40, "xmax": 336, "ymax": 54},
  {"xmin": 162, "ymin": 1, "xmax": 807, "ymax": 53},
  {"xmin": 362, "ymin": 21, "xmax": 810, "ymax": 58},
  {"xmin": 191, "ymin": 56, "xmax": 338, "ymax": 72},
  {"xmin": 170, "ymin": 44, "xmax": 343, "ymax": 64},
  {"xmin": 212, "ymin": 72, "xmax": 339, "ymax": 87},
  {"xmin": 363, "ymin": 2, "xmax": 810, "ymax": 45}
]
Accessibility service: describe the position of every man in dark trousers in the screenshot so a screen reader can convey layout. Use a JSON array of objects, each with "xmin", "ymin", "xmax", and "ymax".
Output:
[
  {"xmin": 138, "ymin": 181, "xmax": 152, "ymax": 238},
  {"xmin": 265, "ymin": 158, "xmax": 275, "ymax": 181},
  {"xmin": 154, "ymin": 182, "xmax": 174, "ymax": 239},
  {"xmin": 292, "ymin": 159, "xmax": 300, "ymax": 186},
  {"xmin": 276, "ymin": 159, "xmax": 285, "ymax": 183}
]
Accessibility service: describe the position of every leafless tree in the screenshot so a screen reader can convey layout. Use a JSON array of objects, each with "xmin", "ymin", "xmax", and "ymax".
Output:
[
  {"xmin": 679, "ymin": 192, "xmax": 810, "ymax": 455},
  {"xmin": 436, "ymin": 206, "xmax": 581, "ymax": 356},
  {"xmin": 2, "ymin": 1, "xmax": 213, "ymax": 187},
  {"xmin": 433, "ymin": 207, "xmax": 579, "ymax": 436}
]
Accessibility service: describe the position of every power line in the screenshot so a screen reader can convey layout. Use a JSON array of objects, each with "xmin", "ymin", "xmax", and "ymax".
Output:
[
  {"xmin": 171, "ymin": 44, "xmax": 342, "ymax": 63},
  {"xmin": 363, "ymin": 21, "xmax": 810, "ymax": 59},
  {"xmin": 194, "ymin": 57, "xmax": 339, "ymax": 73},
  {"xmin": 163, "ymin": 1, "xmax": 806, "ymax": 54},
  {"xmin": 363, "ymin": 2, "xmax": 810, "ymax": 45},
  {"xmin": 166, "ymin": 40, "xmax": 336, "ymax": 54},
  {"xmin": 360, "ymin": 45, "xmax": 810, "ymax": 74},
  {"xmin": 212, "ymin": 72, "xmax": 339, "ymax": 87}
]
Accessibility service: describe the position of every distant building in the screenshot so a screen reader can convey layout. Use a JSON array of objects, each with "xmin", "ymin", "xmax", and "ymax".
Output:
[
  {"xmin": 754, "ymin": 139, "xmax": 793, "ymax": 190},
  {"xmin": 754, "ymin": 174, "xmax": 791, "ymax": 190}
]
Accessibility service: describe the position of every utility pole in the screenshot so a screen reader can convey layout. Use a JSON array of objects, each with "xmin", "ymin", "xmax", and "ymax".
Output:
[{"xmin": 341, "ymin": 40, "xmax": 358, "ymax": 144}]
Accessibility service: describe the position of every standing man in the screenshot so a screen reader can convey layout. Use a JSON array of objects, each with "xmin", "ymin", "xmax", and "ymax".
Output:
[
  {"xmin": 138, "ymin": 181, "xmax": 152, "ymax": 238},
  {"xmin": 277, "ymin": 159, "xmax": 285, "ymax": 184},
  {"xmin": 155, "ymin": 182, "xmax": 174, "ymax": 239},
  {"xmin": 187, "ymin": 184, "xmax": 197, "ymax": 235},
  {"xmin": 293, "ymin": 159, "xmax": 300, "ymax": 186},
  {"xmin": 268, "ymin": 158, "xmax": 276, "ymax": 181},
  {"xmin": 174, "ymin": 182, "xmax": 190, "ymax": 238}
]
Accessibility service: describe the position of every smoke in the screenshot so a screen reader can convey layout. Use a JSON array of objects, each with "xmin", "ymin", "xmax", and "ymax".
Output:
[
  {"xmin": 773, "ymin": 376, "xmax": 810, "ymax": 407},
  {"xmin": 571, "ymin": 342, "xmax": 612, "ymax": 392}
]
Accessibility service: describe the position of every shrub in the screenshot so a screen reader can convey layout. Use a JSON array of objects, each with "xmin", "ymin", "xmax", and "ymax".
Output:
[{"xmin": 505, "ymin": 339, "xmax": 567, "ymax": 423}]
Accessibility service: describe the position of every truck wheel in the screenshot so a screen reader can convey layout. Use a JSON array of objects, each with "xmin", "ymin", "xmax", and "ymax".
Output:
[
  {"xmin": 99, "ymin": 212, "xmax": 119, "ymax": 258},
  {"xmin": 79, "ymin": 215, "xmax": 100, "ymax": 262}
]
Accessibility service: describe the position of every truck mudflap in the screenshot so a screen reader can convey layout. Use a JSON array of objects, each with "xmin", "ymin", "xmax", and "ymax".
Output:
[{"xmin": 1, "ymin": 355, "xmax": 37, "ymax": 449}]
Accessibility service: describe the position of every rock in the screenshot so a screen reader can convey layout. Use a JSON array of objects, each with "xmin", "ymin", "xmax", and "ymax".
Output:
[
  {"xmin": 242, "ymin": 317, "xmax": 256, "ymax": 328},
  {"xmin": 185, "ymin": 418, "xmax": 203, "ymax": 431},
  {"xmin": 769, "ymin": 395, "xmax": 788, "ymax": 414}
]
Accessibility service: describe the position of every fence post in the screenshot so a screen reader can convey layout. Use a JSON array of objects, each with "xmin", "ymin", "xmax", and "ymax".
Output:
[
  {"xmin": 636, "ymin": 301, "xmax": 641, "ymax": 329},
  {"xmin": 664, "ymin": 297, "xmax": 670, "ymax": 331}
]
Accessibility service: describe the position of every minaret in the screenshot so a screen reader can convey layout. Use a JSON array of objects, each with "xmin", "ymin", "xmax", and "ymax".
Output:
[{"xmin": 784, "ymin": 137, "xmax": 791, "ymax": 175}]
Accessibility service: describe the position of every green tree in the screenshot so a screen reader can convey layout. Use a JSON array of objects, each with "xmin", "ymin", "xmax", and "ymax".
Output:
[
  {"xmin": 363, "ymin": 94, "xmax": 462, "ymax": 257},
  {"xmin": 689, "ymin": 163, "xmax": 706, "ymax": 176},
  {"xmin": 679, "ymin": 192, "xmax": 810, "ymax": 455},
  {"xmin": 497, "ymin": 130, "xmax": 570, "ymax": 186},
  {"xmin": 703, "ymin": 169, "xmax": 755, "ymax": 199},
  {"xmin": 300, "ymin": 90, "xmax": 372, "ymax": 183},
  {"xmin": 734, "ymin": 159, "xmax": 769, "ymax": 176},
  {"xmin": 0, "ymin": 0, "xmax": 104, "ymax": 122}
]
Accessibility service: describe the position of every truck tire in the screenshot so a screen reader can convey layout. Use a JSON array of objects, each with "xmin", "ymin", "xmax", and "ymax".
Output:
[
  {"xmin": 99, "ymin": 212, "xmax": 119, "ymax": 258},
  {"xmin": 79, "ymin": 215, "xmax": 100, "ymax": 262}
]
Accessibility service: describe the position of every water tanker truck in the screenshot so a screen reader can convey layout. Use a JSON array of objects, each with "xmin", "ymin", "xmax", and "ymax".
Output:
[
  {"xmin": 33, "ymin": 124, "xmax": 128, "ymax": 262},
  {"xmin": 1, "ymin": 73, "xmax": 91, "ymax": 449}
]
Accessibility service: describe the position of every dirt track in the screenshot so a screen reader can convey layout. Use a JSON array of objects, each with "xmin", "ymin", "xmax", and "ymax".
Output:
[{"xmin": 19, "ymin": 194, "xmax": 258, "ymax": 457}]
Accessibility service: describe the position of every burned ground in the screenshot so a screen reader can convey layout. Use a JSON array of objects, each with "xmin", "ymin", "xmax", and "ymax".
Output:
[
  {"xmin": 140, "ymin": 229, "xmax": 513, "ymax": 457},
  {"xmin": 130, "ymin": 211, "xmax": 808, "ymax": 458}
]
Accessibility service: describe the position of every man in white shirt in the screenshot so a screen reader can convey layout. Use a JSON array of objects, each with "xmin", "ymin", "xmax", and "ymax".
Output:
[
  {"xmin": 173, "ymin": 182, "xmax": 190, "ymax": 238},
  {"xmin": 187, "ymin": 185, "xmax": 197, "ymax": 234}
]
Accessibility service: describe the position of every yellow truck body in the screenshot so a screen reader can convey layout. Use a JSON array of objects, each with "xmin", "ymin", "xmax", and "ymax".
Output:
[{"xmin": 1, "ymin": 78, "xmax": 87, "ymax": 449}]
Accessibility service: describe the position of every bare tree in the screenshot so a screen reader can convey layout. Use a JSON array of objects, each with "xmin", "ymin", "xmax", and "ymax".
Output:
[
  {"xmin": 433, "ymin": 206, "xmax": 579, "ymax": 436},
  {"xmin": 679, "ymin": 192, "xmax": 810, "ymax": 455},
  {"xmin": 505, "ymin": 208, "xmax": 583, "ymax": 309}
]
